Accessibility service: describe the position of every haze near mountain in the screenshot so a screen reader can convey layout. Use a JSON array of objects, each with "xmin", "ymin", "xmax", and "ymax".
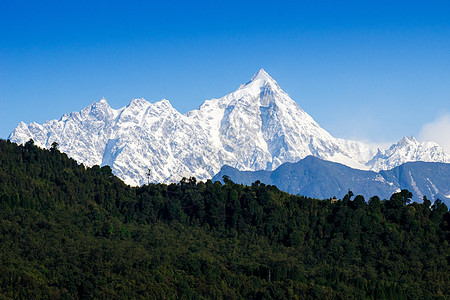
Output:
[{"xmin": 9, "ymin": 69, "xmax": 449, "ymax": 185}]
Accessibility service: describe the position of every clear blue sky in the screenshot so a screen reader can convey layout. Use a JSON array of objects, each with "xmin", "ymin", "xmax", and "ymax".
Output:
[{"xmin": 1, "ymin": 0, "xmax": 449, "ymax": 146}]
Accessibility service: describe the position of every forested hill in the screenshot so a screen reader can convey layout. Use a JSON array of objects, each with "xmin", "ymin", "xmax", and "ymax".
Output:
[{"xmin": 0, "ymin": 139, "xmax": 449, "ymax": 299}]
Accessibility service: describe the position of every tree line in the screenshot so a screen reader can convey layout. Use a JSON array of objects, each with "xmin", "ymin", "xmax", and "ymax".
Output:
[{"xmin": 0, "ymin": 139, "xmax": 448, "ymax": 299}]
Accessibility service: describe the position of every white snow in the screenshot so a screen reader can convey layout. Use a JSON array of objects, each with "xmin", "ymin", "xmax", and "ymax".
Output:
[
  {"xmin": 367, "ymin": 136, "xmax": 449, "ymax": 171},
  {"xmin": 374, "ymin": 174, "xmax": 385, "ymax": 182},
  {"xmin": 409, "ymin": 171, "xmax": 423, "ymax": 199},
  {"xmin": 8, "ymin": 69, "xmax": 450, "ymax": 185},
  {"xmin": 426, "ymin": 178, "xmax": 439, "ymax": 195}
]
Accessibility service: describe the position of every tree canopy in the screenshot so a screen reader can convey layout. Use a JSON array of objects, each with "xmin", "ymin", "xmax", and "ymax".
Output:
[{"xmin": 0, "ymin": 139, "xmax": 449, "ymax": 299}]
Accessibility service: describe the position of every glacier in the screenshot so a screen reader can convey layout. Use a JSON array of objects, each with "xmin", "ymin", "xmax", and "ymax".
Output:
[{"xmin": 9, "ymin": 69, "xmax": 450, "ymax": 186}]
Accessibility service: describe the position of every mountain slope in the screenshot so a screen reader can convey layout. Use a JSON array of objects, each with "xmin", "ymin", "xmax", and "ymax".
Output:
[
  {"xmin": 212, "ymin": 156, "xmax": 450, "ymax": 205},
  {"xmin": 380, "ymin": 161, "xmax": 450, "ymax": 202},
  {"xmin": 9, "ymin": 69, "xmax": 449, "ymax": 185}
]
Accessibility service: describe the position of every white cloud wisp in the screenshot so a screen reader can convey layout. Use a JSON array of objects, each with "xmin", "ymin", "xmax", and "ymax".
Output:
[{"xmin": 419, "ymin": 114, "xmax": 450, "ymax": 155}]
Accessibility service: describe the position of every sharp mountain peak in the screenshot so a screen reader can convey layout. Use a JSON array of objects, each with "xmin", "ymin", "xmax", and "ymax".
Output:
[{"xmin": 8, "ymin": 69, "xmax": 449, "ymax": 185}]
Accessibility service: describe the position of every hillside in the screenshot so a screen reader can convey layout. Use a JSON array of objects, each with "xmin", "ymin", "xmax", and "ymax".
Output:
[
  {"xmin": 212, "ymin": 156, "xmax": 450, "ymax": 205},
  {"xmin": 0, "ymin": 139, "xmax": 449, "ymax": 299}
]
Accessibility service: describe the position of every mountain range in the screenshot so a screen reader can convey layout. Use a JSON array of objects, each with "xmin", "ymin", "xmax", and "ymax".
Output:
[
  {"xmin": 212, "ymin": 156, "xmax": 450, "ymax": 206},
  {"xmin": 9, "ymin": 69, "xmax": 450, "ymax": 186}
]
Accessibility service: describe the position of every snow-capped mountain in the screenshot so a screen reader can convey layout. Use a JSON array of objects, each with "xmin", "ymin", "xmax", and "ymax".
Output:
[
  {"xmin": 9, "ymin": 69, "xmax": 450, "ymax": 185},
  {"xmin": 367, "ymin": 136, "xmax": 449, "ymax": 171}
]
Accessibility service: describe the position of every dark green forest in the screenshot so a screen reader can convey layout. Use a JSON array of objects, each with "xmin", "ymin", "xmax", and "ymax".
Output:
[{"xmin": 0, "ymin": 139, "xmax": 449, "ymax": 299}]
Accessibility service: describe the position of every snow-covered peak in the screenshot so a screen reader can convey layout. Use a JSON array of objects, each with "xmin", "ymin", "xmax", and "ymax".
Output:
[
  {"xmin": 210, "ymin": 69, "xmax": 294, "ymax": 114},
  {"xmin": 8, "ymin": 69, "xmax": 450, "ymax": 186},
  {"xmin": 128, "ymin": 98, "xmax": 148, "ymax": 107},
  {"xmin": 387, "ymin": 136, "xmax": 440, "ymax": 154},
  {"xmin": 92, "ymin": 97, "xmax": 110, "ymax": 107},
  {"xmin": 249, "ymin": 68, "xmax": 273, "ymax": 83},
  {"xmin": 397, "ymin": 136, "xmax": 417, "ymax": 146},
  {"xmin": 367, "ymin": 135, "xmax": 449, "ymax": 171},
  {"xmin": 154, "ymin": 99, "xmax": 175, "ymax": 110},
  {"xmin": 238, "ymin": 68, "xmax": 282, "ymax": 95},
  {"xmin": 72, "ymin": 98, "xmax": 115, "ymax": 123}
]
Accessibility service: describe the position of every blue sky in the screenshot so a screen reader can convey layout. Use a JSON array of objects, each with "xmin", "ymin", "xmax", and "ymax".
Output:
[{"xmin": 1, "ymin": 0, "xmax": 449, "ymax": 149}]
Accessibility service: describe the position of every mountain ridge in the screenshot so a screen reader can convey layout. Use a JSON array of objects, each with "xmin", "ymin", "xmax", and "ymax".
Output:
[
  {"xmin": 212, "ymin": 155, "xmax": 450, "ymax": 205},
  {"xmin": 9, "ymin": 69, "xmax": 449, "ymax": 185}
]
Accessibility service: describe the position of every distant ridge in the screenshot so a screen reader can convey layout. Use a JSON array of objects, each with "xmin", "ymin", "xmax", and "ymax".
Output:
[{"xmin": 212, "ymin": 156, "xmax": 450, "ymax": 205}]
